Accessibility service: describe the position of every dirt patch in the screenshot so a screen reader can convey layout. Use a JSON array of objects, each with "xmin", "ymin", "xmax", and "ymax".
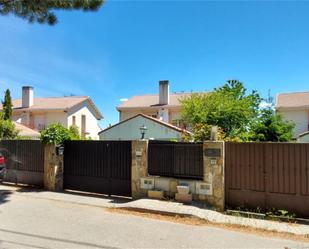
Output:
[{"xmin": 107, "ymin": 207, "xmax": 309, "ymax": 243}]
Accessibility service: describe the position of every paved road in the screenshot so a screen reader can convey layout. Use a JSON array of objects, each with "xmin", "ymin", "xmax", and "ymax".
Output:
[{"xmin": 0, "ymin": 187, "xmax": 308, "ymax": 249}]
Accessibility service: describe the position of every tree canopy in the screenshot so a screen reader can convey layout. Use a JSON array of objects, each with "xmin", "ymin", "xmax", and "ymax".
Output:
[
  {"xmin": 0, "ymin": 0, "xmax": 104, "ymax": 25},
  {"xmin": 249, "ymin": 109, "xmax": 294, "ymax": 142},
  {"xmin": 181, "ymin": 80, "xmax": 295, "ymax": 142},
  {"xmin": 181, "ymin": 80, "xmax": 261, "ymax": 139}
]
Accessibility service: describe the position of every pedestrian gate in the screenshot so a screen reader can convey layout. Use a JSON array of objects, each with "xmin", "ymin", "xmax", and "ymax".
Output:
[{"xmin": 63, "ymin": 141, "xmax": 132, "ymax": 197}]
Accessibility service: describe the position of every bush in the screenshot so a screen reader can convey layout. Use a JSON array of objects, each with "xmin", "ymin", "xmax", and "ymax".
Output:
[
  {"xmin": 0, "ymin": 118, "xmax": 18, "ymax": 139},
  {"xmin": 40, "ymin": 123, "xmax": 80, "ymax": 145}
]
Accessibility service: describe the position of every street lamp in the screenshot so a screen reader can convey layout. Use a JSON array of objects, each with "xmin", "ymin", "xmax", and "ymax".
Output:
[{"xmin": 140, "ymin": 124, "xmax": 147, "ymax": 140}]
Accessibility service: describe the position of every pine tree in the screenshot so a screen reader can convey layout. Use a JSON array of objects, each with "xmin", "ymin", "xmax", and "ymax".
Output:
[
  {"xmin": 2, "ymin": 89, "xmax": 13, "ymax": 120},
  {"xmin": 0, "ymin": 0, "xmax": 104, "ymax": 25}
]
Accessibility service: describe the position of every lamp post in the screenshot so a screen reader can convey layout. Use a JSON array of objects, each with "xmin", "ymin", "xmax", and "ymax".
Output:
[{"xmin": 140, "ymin": 124, "xmax": 147, "ymax": 140}]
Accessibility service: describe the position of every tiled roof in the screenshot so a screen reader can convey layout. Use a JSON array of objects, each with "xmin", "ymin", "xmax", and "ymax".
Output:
[
  {"xmin": 14, "ymin": 122, "xmax": 40, "ymax": 138},
  {"xmin": 2, "ymin": 96, "xmax": 103, "ymax": 119},
  {"xmin": 99, "ymin": 113, "xmax": 192, "ymax": 135},
  {"xmin": 276, "ymin": 91, "xmax": 309, "ymax": 109},
  {"xmin": 117, "ymin": 93, "xmax": 197, "ymax": 109}
]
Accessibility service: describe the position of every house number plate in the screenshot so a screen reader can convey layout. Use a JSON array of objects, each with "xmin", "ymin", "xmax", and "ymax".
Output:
[{"xmin": 205, "ymin": 148, "xmax": 221, "ymax": 157}]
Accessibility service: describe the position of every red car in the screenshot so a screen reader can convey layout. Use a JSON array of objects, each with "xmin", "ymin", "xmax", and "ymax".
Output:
[{"xmin": 0, "ymin": 152, "xmax": 6, "ymax": 179}]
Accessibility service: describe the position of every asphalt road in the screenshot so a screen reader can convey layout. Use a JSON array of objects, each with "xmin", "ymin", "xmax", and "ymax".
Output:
[{"xmin": 0, "ymin": 187, "xmax": 308, "ymax": 249}]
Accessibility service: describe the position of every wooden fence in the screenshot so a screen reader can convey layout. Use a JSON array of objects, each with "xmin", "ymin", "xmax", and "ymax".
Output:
[{"xmin": 225, "ymin": 142, "xmax": 309, "ymax": 217}]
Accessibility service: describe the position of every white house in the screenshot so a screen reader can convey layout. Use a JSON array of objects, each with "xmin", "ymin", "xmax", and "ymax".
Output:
[
  {"xmin": 3, "ymin": 86, "xmax": 103, "ymax": 139},
  {"xmin": 276, "ymin": 91, "xmax": 309, "ymax": 138},
  {"xmin": 117, "ymin": 80, "xmax": 204, "ymax": 129},
  {"xmin": 99, "ymin": 114, "xmax": 191, "ymax": 141}
]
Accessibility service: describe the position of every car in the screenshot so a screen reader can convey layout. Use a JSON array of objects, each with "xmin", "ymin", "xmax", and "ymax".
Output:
[{"xmin": 0, "ymin": 152, "xmax": 6, "ymax": 180}]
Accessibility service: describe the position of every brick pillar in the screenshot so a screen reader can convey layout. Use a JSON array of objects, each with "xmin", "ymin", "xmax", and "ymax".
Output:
[
  {"xmin": 131, "ymin": 140, "xmax": 148, "ymax": 199},
  {"xmin": 203, "ymin": 141, "xmax": 225, "ymax": 211},
  {"xmin": 44, "ymin": 144, "xmax": 63, "ymax": 191}
]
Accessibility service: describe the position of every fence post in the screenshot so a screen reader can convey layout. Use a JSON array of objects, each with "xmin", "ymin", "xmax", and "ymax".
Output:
[
  {"xmin": 131, "ymin": 140, "xmax": 148, "ymax": 199},
  {"xmin": 43, "ymin": 144, "xmax": 63, "ymax": 191},
  {"xmin": 203, "ymin": 141, "xmax": 225, "ymax": 211}
]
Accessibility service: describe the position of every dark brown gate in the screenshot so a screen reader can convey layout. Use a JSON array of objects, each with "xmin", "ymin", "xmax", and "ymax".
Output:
[
  {"xmin": 63, "ymin": 141, "xmax": 131, "ymax": 197},
  {"xmin": 148, "ymin": 141, "xmax": 203, "ymax": 179},
  {"xmin": 225, "ymin": 142, "xmax": 309, "ymax": 217}
]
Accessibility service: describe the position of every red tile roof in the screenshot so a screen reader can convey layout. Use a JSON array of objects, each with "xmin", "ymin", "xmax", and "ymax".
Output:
[
  {"xmin": 14, "ymin": 122, "xmax": 40, "ymax": 138},
  {"xmin": 1, "ymin": 96, "xmax": 103, "ymax": 119},
  {"xmin": 276, "ymin": 91, "xmax": 309, "ymax": 109},
  {"xmin": 117, "ymin": 93, "xmax": 199, "ymax": 109}
]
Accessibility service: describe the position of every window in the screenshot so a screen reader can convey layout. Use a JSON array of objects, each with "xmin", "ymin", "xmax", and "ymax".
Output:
[
  {"xmin": 81, "ymin": 115, "xmax": 86, "ymax": 137},
  {"xmin": 72, "ymin": 116, "xmax": 76, "ymax": 126}
]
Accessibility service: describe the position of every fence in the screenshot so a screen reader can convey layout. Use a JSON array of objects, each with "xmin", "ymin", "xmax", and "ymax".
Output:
[
  {"xmin": 0, "ymin": 140, "xmax": 44, "ymax": 186},
  {"xmin": 225, "ymin": 142, "xmax": 309, "ymax": 217},
  {"xmin": 148, "ymin": 141, "xmax": 204, "ymax": 180}
]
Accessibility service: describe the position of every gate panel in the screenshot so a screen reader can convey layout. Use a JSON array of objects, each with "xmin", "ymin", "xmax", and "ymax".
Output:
[
  {"xmin": 148, "ymin": 141, "xmax": 203, "ymax": 180},
  {"xmin": 64, "ymin": 141, "xmax": 131, "ymax": 197}
]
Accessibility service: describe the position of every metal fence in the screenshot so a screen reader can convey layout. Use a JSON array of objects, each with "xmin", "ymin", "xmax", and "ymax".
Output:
[
  {"xmin": 148, "ymin": 141, "xmax": 204, "ymax": 180},
  {"xmin": 225, "ymin": 142, "xmax": 309, "ymax": 217},
  {"xmin": 0, "ymin": 140, "xmax": 44, "ymax": 186}
]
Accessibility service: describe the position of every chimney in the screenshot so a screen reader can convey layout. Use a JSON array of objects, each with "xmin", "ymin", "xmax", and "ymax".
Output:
[
  {"xmin": 159, "ymin": 80, "xmax": 169, "ymax": 105},
  {"xmin": 22, "ymin": 86, "xmax": 34, "ymax": 108}
]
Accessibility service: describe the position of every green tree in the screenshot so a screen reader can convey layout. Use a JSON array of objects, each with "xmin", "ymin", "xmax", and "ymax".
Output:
[
  {"xmin": 68, "ymin": 125, "xmax": 81, "ymax": 140},
  {"xmin": 249, "ymin": 109, "xmax": 295, "ymax": 142},
  {"xmin": 2, "ymin": 89, "xmax": 13, "ymax": 120},
  {"xmin": 0, "ymin": 113, "xmax": 18, "ymax": 139},
  {"xmin": 0, "ymin": 0, "xmax": 103, "ymax": 25},
  {"xmin": 181, "ymin": 80, "xmax": 261, "ymax": 139},
  {"xmin": 40, "ymin": 123, "xmax": 81, "ymax": 144}
]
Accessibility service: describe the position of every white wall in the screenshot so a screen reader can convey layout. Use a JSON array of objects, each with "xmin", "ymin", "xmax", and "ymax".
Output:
[
  {"xmin": 297, "ymin": 133, "xmax": 309, "ymax": 143},
  {"xmin": 279, "ymin": 110, "xmax": 309, "ymax": 137},
  {"xmin": 13, "ymin": 110, "xmax": 67, "ymax": 130},
  {"xmin": 45, "ymin": 112, "xmax": 67, "ymax": 128},
  {"xmin": 67, "ymin": 101, "xmax": 101, "ymax": 140},
  {"xmin": 99, "ymin": 115, "xmax": 183, "ymax": 141}
]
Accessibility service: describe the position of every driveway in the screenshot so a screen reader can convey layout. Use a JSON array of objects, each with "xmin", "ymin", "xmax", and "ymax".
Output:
[{"xmin": 0, "ymin": 185, "xmax": 308, "ymax": 249}]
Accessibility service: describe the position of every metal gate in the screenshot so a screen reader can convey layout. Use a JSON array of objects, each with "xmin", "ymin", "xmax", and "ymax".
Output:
[
  {"xmin": 63, "ymin": 141, "xmax": 132, "ymax": 197},
  {"xmin": 148, "ymin": 141, "xmax": 203, "ymax": 180}
]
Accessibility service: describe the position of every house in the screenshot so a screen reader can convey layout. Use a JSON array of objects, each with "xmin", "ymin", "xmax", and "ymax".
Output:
[
  {"xmin": 4, "ymin": 86, "xmax": 103, "ymax": 139},
  {"xmin": 297, "ymin": 131, "xmax": 309, "ymax": 143},
  {"xmin": 117, "ymin": 80, "xmax": 197, "ymax": 128},
  {"xmin": 99, "ymin": 113, "xmax": 191, "ymax": 141},
  {"xmin": 276, "ymin": 91, "xmax": 309, "ymax": 138},
  {"xmin": 14, "ymin": 122, "xmax": 40, "ymax": 139}
]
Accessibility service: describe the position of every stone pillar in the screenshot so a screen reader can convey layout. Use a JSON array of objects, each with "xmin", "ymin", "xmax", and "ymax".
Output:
[
  {"xmin": 44, "ymin": 144, "xmax": 63, "ymax": 191},
  {"xmin": 131, "ymin": 140, "xmax": 148, "ymax": 199},
  {"xmin": 203, "ymin": 141, "xmax": 225, "ymax": 211}
]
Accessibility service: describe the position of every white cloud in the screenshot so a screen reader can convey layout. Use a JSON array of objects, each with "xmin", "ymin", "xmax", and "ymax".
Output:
[
  {"xmin": 119, "ymin": 98, "xmax": 128, "ymax": 102},
  {"xmin": 259, "ymin": 101, "xmax": 273, "ymax": 109}
]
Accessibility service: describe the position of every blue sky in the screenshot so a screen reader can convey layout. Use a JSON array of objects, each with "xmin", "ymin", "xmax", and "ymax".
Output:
[{"xmin": 1, "ymin": 0, "xmax": 309, "ymax": 127}]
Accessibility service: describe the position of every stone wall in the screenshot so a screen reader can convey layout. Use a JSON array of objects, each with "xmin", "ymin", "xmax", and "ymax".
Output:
[
  {"xmin": 44, "ymin": 144, "xmax": 63, "ymax": 191},
  {"xmin": 135, "ymin": 141, "xmax": 225, "ymax": 211},
  {"xmin": 202, "ymin": 141, "xmax": 225, "ymax": 211},
  {"xmin": 131, "ymin": 140, "xmax": 148, "ymax": 199}
]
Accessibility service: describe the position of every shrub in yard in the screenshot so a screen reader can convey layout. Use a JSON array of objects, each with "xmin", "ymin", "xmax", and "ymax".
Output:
[
  {"xmin": 40, "ymin": 123, "xmax": 80, "ymax": 145},
  {"xmin": 0, "ymin": 116, "xmax": 18, "ymax": 140}
]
